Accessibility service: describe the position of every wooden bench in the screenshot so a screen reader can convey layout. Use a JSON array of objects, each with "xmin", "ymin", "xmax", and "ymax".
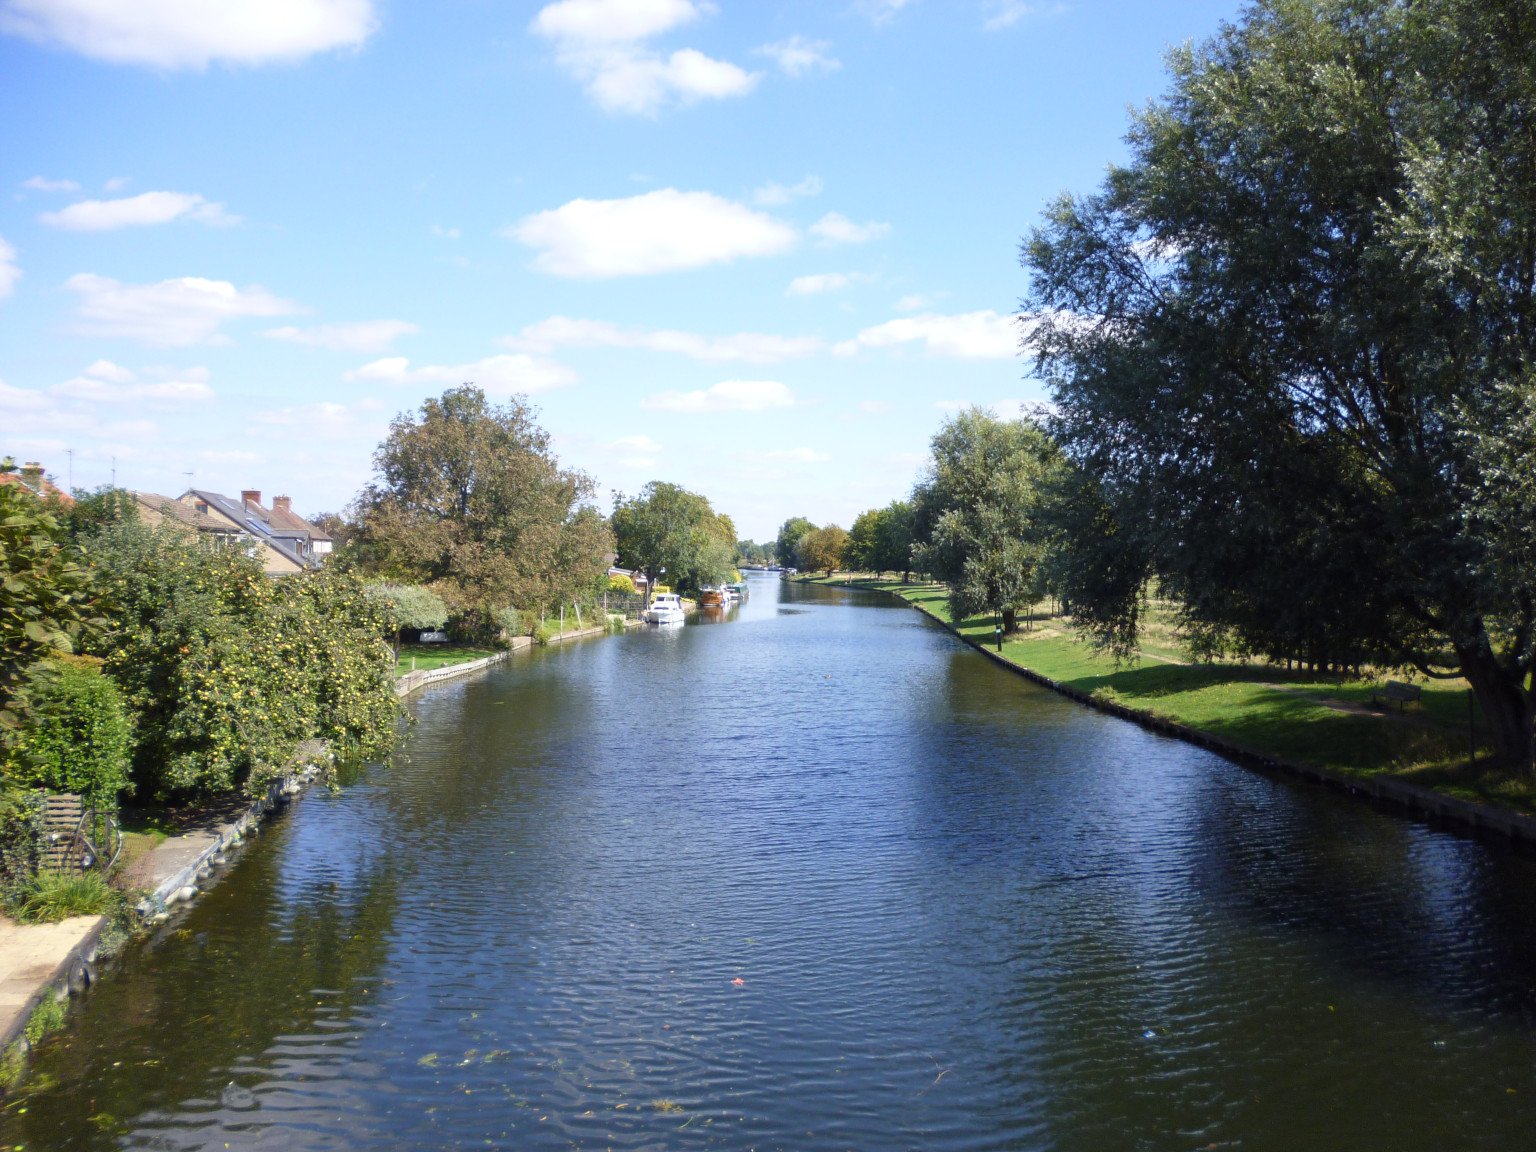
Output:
[{"xmin": 1371, "ymin": 680, "xmax": 1422, "ymax": 712}]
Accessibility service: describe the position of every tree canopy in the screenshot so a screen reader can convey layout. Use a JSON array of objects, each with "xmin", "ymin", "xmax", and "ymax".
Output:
[
  {"xmin": 798, "ymin": 524, "xmax": 849, "ymax": 576},
  {"xmin": 1024, "ymin": 0, "xmax": 1536, "ymax": 768},
  {"xmin": 611, "ymin": 482, "xmax": 736, "ymax": 595},
  {"xmin": 774, "ymin": 516, "xmax": 816, "ymax": 570},
  {"xmin": 351, "ymin": 386, "xmax": 612, "ymax": 631},
  {"xmin": 911, "ymin": 408, "xmax": 1060, "ymax": 631}
]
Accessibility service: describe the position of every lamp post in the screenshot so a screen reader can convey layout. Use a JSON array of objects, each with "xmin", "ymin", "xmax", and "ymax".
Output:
[{"xmin": 995, "ymin": 611, "xmax": 1003, "ymax": 652}]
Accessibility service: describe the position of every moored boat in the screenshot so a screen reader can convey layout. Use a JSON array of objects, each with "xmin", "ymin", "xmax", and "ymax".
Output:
[{"xmin": 645, "ymin": 592, "xmax": 686, "ymax": 625}]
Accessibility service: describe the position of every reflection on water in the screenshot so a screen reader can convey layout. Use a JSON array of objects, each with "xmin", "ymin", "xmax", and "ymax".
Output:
[{"xmin": 6, "ymin": 573, "xmax": 1536, "ymax": 1150}]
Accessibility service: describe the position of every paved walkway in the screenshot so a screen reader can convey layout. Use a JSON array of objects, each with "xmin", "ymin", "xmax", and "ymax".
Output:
[{"xmin": 0, "ymin": 914, "xmax": 105, "ymax": 1052}]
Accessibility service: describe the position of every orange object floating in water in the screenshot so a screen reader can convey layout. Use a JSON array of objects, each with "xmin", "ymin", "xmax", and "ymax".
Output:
[{"xmin": 731, "ymin": 977, "xmax": 745, "ymax": 987}]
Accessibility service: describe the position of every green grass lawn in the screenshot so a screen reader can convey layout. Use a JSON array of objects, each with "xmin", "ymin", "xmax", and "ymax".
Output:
[
  {"xmin": 800, "ymin": 574, "xmax": 1536, "ymax": 816},
  {"xmin": 395, "ymin": 645, "xmax": 499, "ymax": 675}
]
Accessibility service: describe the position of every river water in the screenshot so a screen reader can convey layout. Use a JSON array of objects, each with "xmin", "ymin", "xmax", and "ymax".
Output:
[{"xmin": 6, "ymin": 575, "xmax": 1536, "ymax": 1150}]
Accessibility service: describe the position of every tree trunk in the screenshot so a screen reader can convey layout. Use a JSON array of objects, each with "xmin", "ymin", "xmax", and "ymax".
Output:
[
  {"xmin": 1456, "ymin": 639, "xmax": 1535, "ymax": 774},
  {"xmin": 1001, "ymin": 607, "xmax": 1018, "ymax": 633}
]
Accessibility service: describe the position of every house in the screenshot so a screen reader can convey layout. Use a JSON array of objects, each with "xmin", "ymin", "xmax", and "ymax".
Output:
[
  {"xmin": 0, "ymin": 459, "xmax": 73, "ymax": 506},
  {"xmin": 132, "ymin": 491, "xmax": 251, "ymax": 549},
  {"xmin": 176, "ymin": 488, "xmax": 330, "ymax": 575}
]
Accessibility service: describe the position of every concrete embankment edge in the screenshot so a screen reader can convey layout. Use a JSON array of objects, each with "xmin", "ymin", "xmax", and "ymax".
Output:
[
  {"xmin": 0, "ymin": 915, "xmax": 106, "ymax": 1056},
  {"xmin": 394, "ymin": 624, "xmax": 618, "ymax": 700},
  {"xmin": 893, "ymin": 594, "xmax": 1536, "ymax": 847}
]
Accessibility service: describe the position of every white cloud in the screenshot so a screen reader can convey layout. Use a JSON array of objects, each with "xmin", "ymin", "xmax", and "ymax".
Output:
[
  {"xmin": 531, "ymin": 0, "xmax": 756, "ymax": 115},
  {"xmin": 893, "ymin": 293, "xmax": 931, "ymax": 312},
  {"xmin": 757, "ymin": 36, "xmax": 839, "ymax": 78},
  {"xmin": 609, "ymin": 432, "xmax": 662, "ymax": 467},
  {"xmin": 786, "ymin": 272, "xmax": 856, "ymax": 296},
  {"xmin": 40, "ymin": 190, "xmax": 239, "ymax": 231},
  {"xmin": 983, "ymin": 1, "xmax": 1066, "ymax": 31},
  {"xmin": 345, "ymin": 353, "xmax": 576, "ymax": 394},
  {"xmin": 0, "ymin": 0, "xmax": 378, "ymax": 69},
  {"xmin": 858, "ymin": 400, "xmax": 889, "ymax": 414},
  {"xmin": 430, "ymin": 224, "xmax": 460, "ymax": 240},
  {"xmin": 642, "ymin": 379, "xmax": 796, "ymax": 413},
  {"xmin": 103, "ymin": 176, "xmax": 131, "ymax": 191},
  {"xmin": 753, "ymin": 174, "xmax": 822, "ymax": 207},
  {"xmin": 510, "ymin": 189, "xmax": 796, "ymax": 278},
  {"xmin": 612, "ymin": 433, "xmax": 662, "ymax": 453},
  {"xmin": 21, "ymin": 175, "xmax": 78, "ymax": 192},
  {"xmin": 0, "ymin": 236, "xmax": 18, "ymax": 298},
  {"xmin": 0, "ymin": 378, "xmax": 49, "ymax": 412},
  {"xmin": 54, "ymin": 359, "xmax": 214, "ymax": 403},
  {"xmin": 505, "ymin": 315, "xmax": 820, "ymax": 363},
  {"xmin": 265, "ymin": 319, "xmax": 418, "ymax": 353},
  {"xmin": 763, "ymin": 447, "xmax": 830, "ymax": 463},
  {"xmin": 531, "ymin": 0, "xmax": 699, "ymax": 43},
  {"xmin": 810, "ymin": 211, "xmax": 891, "ymax": 245},
  {"xmin": 64, "ymin": 273, "xmax": 298, "ymax": 346},
  {"xmin": 254, "ymin": 401, "xmax": 358, "ymax": 428},
  {"xmin": 859, "ymin": 0, "xmax": 916, "ymax": 24},
  {"xmin": 836, "ymin": 310, "xmax": 1019, "ymax": 359}
]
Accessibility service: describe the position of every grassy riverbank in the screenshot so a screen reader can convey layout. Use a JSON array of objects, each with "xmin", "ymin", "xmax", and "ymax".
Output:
[
  {"xmin": 803, "ymin": 574, "xmax": 1536, "ymax": 817},
  {"xmin": 394, "ymin": 644, "xmax": 499, "ymax": 675}
]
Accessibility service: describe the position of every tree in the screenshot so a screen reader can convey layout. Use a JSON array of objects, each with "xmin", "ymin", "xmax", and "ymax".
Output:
[
  {"xmin": 0, "ymin": 481, "xmax": 99, "ymax": 737},
  {"xmin": 798, "ymin": 524, "xmax": 849, "ymax": 576},
  {"xmin": 736, "ymin": 539, "xmax": 775, "ymax": 566},
  {"xmin": 775, "ymin": 516, "xmax": 816, "ymax": 570},
  {"xmin": 910, "ymin": 408, "xmax": 1059, "ymax": 631},
  {"xmin": 873, "ymin": 500, "xmax": 916, "ymax": 580},
  {"xmin": 351, "ymin": 386, "xmax": 612, "ymax": 634},
  {"xmin": 611, "ymin": 482, "xmax": 736, "ymax": 598},
  {"xmin": 846, "ymin": 509, "xmax": 882, "ymax": 574},
  {"xmin": 1024, "ymin": 0, "xmax": 1536, "ymax": 769},
  {"xmin": 364, "ymin": 582, "xmax": 449, "ymax": 646}
]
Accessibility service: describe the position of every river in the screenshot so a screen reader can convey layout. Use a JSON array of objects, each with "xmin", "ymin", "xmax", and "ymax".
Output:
[{"xmin": 5, "ymin": 573, "xmax": 1536, "ymax": 1150}]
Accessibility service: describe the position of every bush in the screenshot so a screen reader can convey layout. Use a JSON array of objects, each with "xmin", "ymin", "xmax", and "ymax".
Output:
[
  {"xmin": 7, "ymin": 656, "xmax": 133, "ymax": 810},
  {"xmin": 364, "ymin": 582, "xmax": 449, "ymax": 634},
  {"xmin": 494, "ymin": 606, "xmax": 527, "ymax": 642},
  {"xmin": 81, "ymin": 522, "xmax": 399, "ymax": 800},
  {"xmin": 532, "ymin": 620, "xmax": 559, "ymax": 646},
  {"xmin": 607, "ymin": 572, "xmax": 637, "ymax": 594}
]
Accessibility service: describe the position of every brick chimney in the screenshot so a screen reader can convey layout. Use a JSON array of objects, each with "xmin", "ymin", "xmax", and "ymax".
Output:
[
  {"xmin": 241, "ymin": 489, "xmax": 261, "ymax": 509},
  {"xmin": 272, "ymin": 495, "xmax": 292, "ymax": 513},
  {"xmin": 20, "ymin": 462, "xmax": 44, "ymax": 492}
]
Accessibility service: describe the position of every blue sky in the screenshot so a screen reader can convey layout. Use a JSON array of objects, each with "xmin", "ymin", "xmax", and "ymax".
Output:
[{"xmin": 0, "ymin": 0, "xmax": 1239, "ymax": 541}]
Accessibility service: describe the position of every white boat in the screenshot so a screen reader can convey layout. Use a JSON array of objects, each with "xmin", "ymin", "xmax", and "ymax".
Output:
[{"xmin": 645, "ymin": 592, "xmax": 686, "ymax": 625}]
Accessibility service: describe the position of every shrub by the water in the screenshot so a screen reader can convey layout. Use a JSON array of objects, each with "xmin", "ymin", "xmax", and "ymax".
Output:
[
  {"xmin": 7, "ymin": 655, "xmax": 133, "ymax": 811},
  {"xmin": 81, "ymin": 522, "xmax": 400, "ymax": 800}
]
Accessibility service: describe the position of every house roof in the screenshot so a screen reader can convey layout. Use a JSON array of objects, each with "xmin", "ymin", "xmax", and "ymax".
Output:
[
  {"xmin": 133, "ymin": 491, "xmax": 234, "ymax": 534},
  {"xmin": 184, "ymin": 488, "xmax": 313, "ymax": 569},
  {"xmin": 267, "ymin": 503, "xmax": 332, "ymax": 542},
  {"xmin": 0, "ymin": 469, "xmax": 73, "ymax": 506}
]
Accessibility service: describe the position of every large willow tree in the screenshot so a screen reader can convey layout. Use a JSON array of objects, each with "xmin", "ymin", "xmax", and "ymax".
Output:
[{"xmin": 1026, "ymin": 0, "xmax": 1536, "ymax": 770}]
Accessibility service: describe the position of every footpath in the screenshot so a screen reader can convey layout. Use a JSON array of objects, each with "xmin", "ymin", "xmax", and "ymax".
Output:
[{"xmin": 0, "ymin": 621, "xmax": 622, "ymax": 1071}]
